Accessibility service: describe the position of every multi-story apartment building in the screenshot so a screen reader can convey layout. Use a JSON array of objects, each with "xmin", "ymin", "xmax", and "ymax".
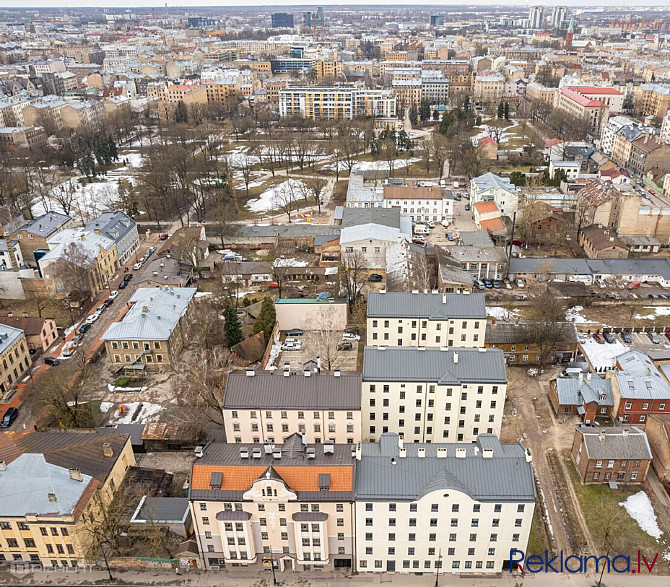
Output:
[
  {"xmin": 391, "ymin": 79, "xmax": 422, "ymax": 105},
  {"xmin": 634, "ymin": 84, "xmax": 670, "ymax": 118},
  {"xmin": 11, "ymin": 212, "xmax": 73, "ymax": 267},
  {"xmin": 600, "ymin": 115, "xmax": 636, "ymax": 155},
  {"xmin": 83, "ymin": 211, "xmax": 139, "ymax": 266},
  {"xmin": 189, "ymin": 435, "xmax": 355, "ymax": 571},
  {"xmin": 626, "ymin": 134, "xmax": 670, "ymax": 178},
  {"xmin": 315, "ymin": 59, "xmax": 342, "ymax": 80},
  {"xmin": 473, "ymin": 74, "xmax": 504, "ymax": 106},
  {"xmin": 0, "ymin": 126, "xmax": 46, "ymax": 150},
  {"xmin": 0, "ymin": 430, "xmax": 134, "ymax": 567},
  {"xmin": 661, "ymin": 109, "xmax": 670, "ymax": 145},
  {"xmin": 470, "ymin": 172, "xmax": 519, "ymax": 218},
  {"xmin": 361, "ymin": 346, "xmax": 507, "ymax": 443},
  {"xmin": 101, "ymin": 287, "xmax": 196, "ymax": 373},
  {"xmin": 278, "ymin": 87, "xmax": 396, "ymax": 120},
  {"xmin": 354, "ymin": 433, "xmax": 535, "ymax": 575},
  {"xmin": 366, "ymin": 291, "xmax": 486, "ymax": 347},
  {"xmin": 421, "ymin": 78, "xmax": 450, "ymax": 106},
  {"xmin": 382, "ymin": 182, "xmax": 451, "ymax": 223},
  {"xmin": 554, "ymin": 88, "xmax": 609, "ymax": 136},
  {"xmin": 565, "ymin": 86, "xmax": 624, "ymax": 115},
  {"xmin": 222, "ymin": 366, "xmax": 362, "ymax": 444},
  {"xmin": 0, "ymin": 324, "xmax": 30, "ymax": 396}
]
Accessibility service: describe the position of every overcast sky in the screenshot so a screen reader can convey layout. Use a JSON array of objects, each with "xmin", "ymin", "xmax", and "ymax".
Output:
[{"xmin": 0, "ymin": 0, "xmax": 663, "ymax": 7}]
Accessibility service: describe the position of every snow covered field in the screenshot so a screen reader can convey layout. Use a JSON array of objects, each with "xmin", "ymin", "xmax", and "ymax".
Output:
[
  {"xmin": 106, "ymin": 401, "xmax": 163, "ymax": 425},
  {"xmin": 580, "ymin": 337, "xmax": 629, "ymax": 370},
  {"xmin": 635, "ymin": 307, "xmax": 670, "ymax": 320},
  {"xmin": 246, "ymin": 179, "xmax": 306, "ymax": 212},
  {"xmin": 486, "ymin": 306, "xmax": 520, "ymax": 321},
  {"xmin": 620, "ymin": 492, "xmax": 663, "ymax": 540}
]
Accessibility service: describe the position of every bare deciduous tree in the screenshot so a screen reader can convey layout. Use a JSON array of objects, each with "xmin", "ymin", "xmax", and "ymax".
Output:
[{"xmin": 340, "ymin": 250, "xmax": 368, "ymax": 311}]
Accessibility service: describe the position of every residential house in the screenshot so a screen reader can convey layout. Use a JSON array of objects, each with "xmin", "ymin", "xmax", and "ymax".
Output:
[
  {"xmin": 84, "ymin": 211, "xmax": 139, "ymax": 265},
  {"xmin": 136, "ymin": 255, "xmax": 194, "ymax": 288},
  {"xmin": 571, "ymin": 426, "xmax": 651, "ymax": 484},
  {"xmin": 355, "ymin": 433, "xmax": 535, "ymax": 575},
  {"xmin": 189, "ymin": 434, "xmax": 356, "ymax": 571},
  {"xmin": 0, "ymin": 324, "xmax": 30, "ymax": 396},
  {"xmin": 435, "ymin": 250, "xmax": 475, "ymax": 294},
  {"xmin": 222, "ymin": 367, "xmax": 362, "ymax": 444},
  {"xmin": 0, "ymin": 126, "xmax": 46, "ymax": 150},
  {"xmin": 11, "ymin": 212, "xmax": 74, "ymax": 267},
  {"xmin": 362, "ymin": 346, "xmax": 506, "ymax": 443},
  {"xmin": 0, "ymin": 316, "xmax": 58, "ymax": 351},
  {"xmin": 548, "ymin": 374, "xmax": 614, "ymax": 421},
  {"xmin": 0, "ymin": 430, "xmax": 135, "ymax": 567},
  {"xmin": 485, "ymin": 321, "xmax": 579, "ymax": 365},
  {"xmin": 220, "ymin": 262, "xmax": 272, "ymax": 286},
  {"xmin": 470, "ymin": 173, "xmax": 519, "ymax": 218},
  {"xmin": 101, "ymin": 287, "xmax": 197, "ymax": 373},
  {"xmin": 634, "ymin": 84, "xmax": 670, "ymax": 118},
  {"xmin": 578, "ymin": 225, "xmax": 629, "ymax": 259},
  {"xmin": 627, "ymin": 135, "xmax": 670, "ymax": 179},
  {"xmin": 440, "ymin": 244, "xmax": 507, "ymax": 281},
  {"xmin": 644, "ymin": 414, "xmax": 670, "ymax": 482},
  {"xmin": 382, "ymin": 182, "xmax": 452, "ymax": 224},
  {"xmin": 366, "ymin": 291, "xmax": 486, "ymax": 348},
  {"xmin": 472, "ymin": 201, "xmax": 506, "ymax": 235}
]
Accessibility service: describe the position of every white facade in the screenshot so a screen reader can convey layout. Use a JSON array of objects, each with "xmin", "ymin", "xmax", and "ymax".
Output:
[
  {"xmin": 661, "ymin": 110, "xmax": 670, "ymax": 145},
  {"xmin": 366, "ymin": 315, "xmax": 485, "ymax": 347},
  {"xmin": 470, "ymin": 173, "xmax": 519, "ymax": 218},
  {"xmin": 601, "ymin": 116, "xmax": 635, "ymax": 155}
]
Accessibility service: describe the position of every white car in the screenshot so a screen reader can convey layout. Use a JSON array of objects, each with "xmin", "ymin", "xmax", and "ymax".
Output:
[
  {"xmin": 85, "ymin": 312, "xmax": 101, "ymax": 324},
  {"xmin": 282, "ymin": 341, "xmax": 302, "ymax": 351},
  {"xmin": 133, "ymin": 262, "xmax": 143, "ymax": 271},
  {"xmin": 515, "ymin": 279, "xmax": 525, "ymax": 288},
  {"xmin": 342, "ymin": 332, "xmax": 360, "ymax": 341},
  {"xmin": 109, "ymin": 290, "xmax": 118, "ymax": 299},
  {"xmin": 62, "ymin": 342, "xmax": 76, "ymax": 358}
]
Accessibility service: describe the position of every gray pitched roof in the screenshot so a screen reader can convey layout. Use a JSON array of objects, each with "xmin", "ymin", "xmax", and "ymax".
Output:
[
  {"xmin": 223, "ymin": 370, "xmax": 362, "ymax": 410},
  {"xmin": 577, "ymin": 426, "xmax": 652, "ymax": 461},
  {"xmin": 509, "ymin": 257, "xmax": 670, "ymax": 280},
  {"xmin": 363, "ymin": 347, "xmax": 507, "ymax": 384},
  {"xmin": 84, "ymin": 210, "xmax": 135, "ymax": 244},
  {"xmin": 101, "ymin": 287, "xmax": 196, "ymax": 341},
  {"xmin": 367, "ymin": 292, "xmax": 486, "ymax": 319},
  {"xmin": 341, "ymin": 207, "xmax": 402, "ymax": 229},
  {"xmin": 555, "ymin": 376, "xmax": 614, "ymax": 406},
  {"xmin": 17, "ymin": 212, "xmax": 71, "ymax": 237},
  {"xmin": 131, "ymin": 497, "xmax": 190, "ymax": 523},
  {"xmin": 355, "ymin": 434, "xmax": 535, "ymax": 502}
]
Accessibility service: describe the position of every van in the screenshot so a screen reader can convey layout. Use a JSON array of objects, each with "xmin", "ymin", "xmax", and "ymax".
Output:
[
  {"xmin": 474, "ymin": 280, "xmax": 486, "ymax": 290},
  {"xmin": 1, "ymin": 407, "xmax": 18, "ymax": 428},
  {"xmin": 413, "ymin": 225, "xmax": 429, "ymax": 235},
  {"xmin": 568, "ymin": 275, "xmax": 594, "ymax": 285}
]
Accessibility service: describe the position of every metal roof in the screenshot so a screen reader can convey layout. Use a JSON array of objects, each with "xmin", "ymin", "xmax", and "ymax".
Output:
[
  {"xmin": 223, "ymin": 370, "xmax": 362, "ymax": 410},
  {"xmin": 84, "ymin": 211, "xmax": 136, "ymax": 244},
  {"xmin": 131, "ymin": 496, "xmax": 190, "ymax": 523},
  {"xmin": 577, "ymin": 426, "xmax": 652, "ymax": 461},
  {"xmin": 341, "ymin": 207, "xmax": 402, "ymax": 229},
  {"xmin": 0, "ymin": 453, "xmax": 93, "ymax": 517},
  {"xmin": 355, "ymin": 434, "xmax": 535, "ymax": 502},
  {"xmin": 0, "ymin": 323, "xmax": 23, "ymax": 354},
  {"xmin": 555, "ymin": 376, "xmax": 614, "ymax": 407},
  {"xmin": 367, "ymin": 292, "xmax": 485, "ymax": 319},
  {"xmin": 509, "ymin": 257, "xmax": 670, "ymax": 279},
  {"xmin": 363, "ymin": 347, "xmax": 507, "ymax": 384},
  {"xmin": 17, "ymin": 212, "xmax": 71, "ymax": 237},
  {"xmin": 101, "ymin": 287, "xmax": 196, "ymax": 341}
]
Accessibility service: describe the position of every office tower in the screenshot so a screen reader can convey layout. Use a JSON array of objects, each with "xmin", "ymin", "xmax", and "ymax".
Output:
[
  {"xmin": 271, "ymin": 12, "xmax": 294, "ymax": 28},
  {"xmin": 528, "ymin": 5, "xmax": 545, "ymax": 29}
]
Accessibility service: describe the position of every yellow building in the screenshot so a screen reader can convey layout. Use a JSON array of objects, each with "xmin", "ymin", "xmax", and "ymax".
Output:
[
  {"xmin": 279, "ymin": 87, "xmax": 396, "ymax": 120},
  {"xmin": 0, "ymin": 431, "xmax": 135, "ymax": 567},
  {"xmin": 0, "ymin": 324, "xmax": 30, "ymax": 397},
  {"xmin": 634, "ymin": 84, "xmax": 670, "ymax": 118},
  {"xmin": 316, "ymin": 59, "xmax": 343, "ymax": 80}
]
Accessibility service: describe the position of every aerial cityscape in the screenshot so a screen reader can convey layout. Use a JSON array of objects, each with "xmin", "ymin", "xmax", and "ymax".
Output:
[{"xmin": 0, "ymin": 3, "xmax": 670, "ymax": 586}]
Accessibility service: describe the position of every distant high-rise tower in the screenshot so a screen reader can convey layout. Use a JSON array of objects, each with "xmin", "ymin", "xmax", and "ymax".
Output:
[
  {"xmin": 528, "ymin": 5, "xmax": 545, "ymax": 29},
  {"xmin": 565, "ymin": 16, "xmax": 574, "ymax": 49},
  {"xmin": 271, "ymin": 12, "xmax": 294, "ymax": 28},
  {"xmin": 303, "ymin": 11, "xmax": 312, "ymax": 27},
  {"xmin": 430, "ymin": 15, "xmax": 445, "ymax": 27},
  {"xmin": 551, "ymin": 6, "xmax": 568, "ymax": 29},
  {"xmin": 315, "ymin": 7, "xmax": 324, "ymax": 27}
]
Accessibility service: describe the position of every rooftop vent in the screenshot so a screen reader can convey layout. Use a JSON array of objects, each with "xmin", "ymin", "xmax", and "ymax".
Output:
[
  {"xmin": 399, "ymin": 447, "xmax": 407, "ymax": 458},
  {"xmin": 48, "ymin": 493, "xmax": 57, "ymax": 502},
  {"xmin": 304, "ymin": 368, "xmax": 311, "ymax": 377},
  {"xmin": 264, "ymin": 443, "xmax": 274, "ymax": 454},
  {"xmin": 252, "ymin": 449, "xmax": 262, "ymax": 459},
  {"xmin": 482, "ymin": 448, "xmax": 493, "ymax": 459},
  {"xmin": 334, "ymin": 369, "xmax": 341, "ymax": 378},
  {"xmin": 307, "ymin": 447, "xmax": 316, "ymax": 459},
  {"xmin": 417, "ymin": 447, "xmax": 426, "ymax": 458},
  {"xmin": 323, "ymin": 442, "xmax": 334, "ymax": 455},
  {"xmin": 453, "ymin": 352, "xmax": 459, "ymax": 364},
  {"xmin": 240, "ymin": 449, "xmax": 249, "ymax": 459},
  {"xmin": 0, "ymin": 461, "xmax": 6, "ymax": 471},
  {"xmin": 273, "ymin": 449, "xmax": 282, "ymax": 459},
  {"xmin": 437, "ymin": 448, "xmax": 447, "ymax": 458},
  {"xmin": 246, "ymin": 369, "xmax": 255, "ymax": 377},
  {"xmin": 455, "ymin": 448, "xmax": 466, "ymax": 459}
]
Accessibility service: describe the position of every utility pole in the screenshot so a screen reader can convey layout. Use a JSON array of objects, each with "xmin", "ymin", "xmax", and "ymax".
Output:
[
  {"xmin": 505, "ymin": 210, "xmax": 517, "ymax": 278},
  {"xmin": 434, "ymin": 548, "xmax": 442, "ymax": 587}
]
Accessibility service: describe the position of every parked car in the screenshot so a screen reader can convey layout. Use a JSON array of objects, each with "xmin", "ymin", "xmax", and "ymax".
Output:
[
  {"xmin": 337, "ymin": 341, "xmax": 353, "ymax": 351},
  {"xmin": 1, "ymin": 407, "xmax": 18, "ymax": 428},
  {"xmin": 446, "ymin": 233, "xmax": 456, "ymax": 241},
  {"xmin": 78, "ymin": 323, "xmax": 92, "ymax": 334},
  {"xmin": 86, "ymin": 312, "xmax": 101, "ymax": 324},
  {"xmin": 648, "ymin": 332, "xmax": 661, "ymax": 344},
  {"xmin": 109, "ymin": 290, "xmax": 118, "ymax": 300},
  {"xmin": 286, "ymin": 329, "xmax": 304, "ymax": 336},
  {"xmin": 102, "ymin": 299, "xmax": 113, "ymax": 310},
  {"xmin": 515, "ymin": 279, "xmax": 525, "ymax": 288},
  {"xmin": 123, "ymin": 274, "xmax": 133, "ymax": 282},
  {"xmin": 148, "ymin": 246, "xmax": 157, "ymax": 254},
  {"xmin": 62, "ymin": 342, "xmax": 76, "ymax": 357},
  {"xmin": 268, "ymin": 281, "xmax": 279, "ymax": 289},
  {"xmin": 627, "ymin": 281, "xmax": 641, "ymax": 289},
  {"xmin": 474, "ymin": 280, "xmax": 486, "ymax": 290},
  {"xmin": 342, "ymin": 332, "xmax": 360, "ymax": 341},
  {"xmin": 464, "ymin": 204, "xmax": 471, "ymax": 211},
  {"xmin": 412, "ymin": 237, "xmax": 426, "ymax": 246},
  {"xmin": 72, "ymin": 332, "xmax": 86, "ymax": 345},
  {"xmin": 118, "ymin": 280, "xmax": 128, "ymax": 290},
  {"xmin": 95, "ymin": 305, "xmax": 106, "ymax": 314},
  {"xmin": 426, "ymin": 221, "xmax": 435, "ymax": 229},
  {"xmin": 592, "ymin": 333, "xmax": 606, "ymax": 344},
  {"xmin": 493, "ymin": 280, "xmax": 502, "ymax": 289},
  {"xmin": 369, "ymin": 273, "xmax": 383, "ymax": 282},
  {"xmin": 603, "ymin": 332, "xmax": 615, "ymax": 344},
  {"xmin": 43, "ymin": 357, "xmax": 60, "ymax": 366},
  {"xmin": 504, "ymin": 281, "xmax": 512, "ymax": 290},
  {"xmin": 595, "ymin": 279, "xmax": 607, "ymax": 289},
  {"xmin": 282, "ymin": 338, "xmax": 302, "ymax": 351},
  {"xmin": 621, "ymin": 331, "xmax": 632, "ymax": 344},
  {"xmin": 133, "ymin": 262, "xmax": 143, "ymax": 271},
  {"xmin": 514, "ymin": 294, "xmax": 528, "ymax": 301},
  {"xmin": 482, "ymin": 279, "xmax": 494, "ymax": 289},
  {"xmin": 665, "ymin": 331, "xmax": 670, "ymax": 343}
]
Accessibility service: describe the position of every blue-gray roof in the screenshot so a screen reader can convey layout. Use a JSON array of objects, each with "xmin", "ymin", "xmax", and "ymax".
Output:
[
  {"xmin": 0, "ymin": 323, "xmax": 24, "ymax": 354},
  {"xmin": 509, "ymin": 257, "xmax": 670, "ymax": 280},
  {"xmin": 577, "ymin": 426, "xmax": 652, "ymax": 461},
  {"xmin": 355, "ymin": 434, "xmax": 535, "ymax": 502},
  {"xmin": 17, "ymin": 212, "xmax": 71, "ymax": 237},
  {"xmin": 363, "ymin": 346, "xmax": 506, "ymax": 384},
  {"xmin": 367, "ymin": 292, "xmax": 486, "ymax": 320},
  {"xmin": 0, "ymin": 453, "xmax": 93, "ymax": 516},
  {"xmin": 131, "ymin": 496, "xmax": 190, "ymax": 523},
  {"xmin": 101, "ymin": 287, "xmax": 196, "ymax": 341},
  {"xmin": 555, "ymin": 376, "xmax": 613, "ymax": 407},
  {"xmin": 84, "ymin": 210, "xmax": 136, "ymax": 244}
]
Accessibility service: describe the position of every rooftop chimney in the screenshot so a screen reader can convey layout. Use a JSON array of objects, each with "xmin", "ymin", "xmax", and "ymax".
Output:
[
  {"xmin": 622, "ymin": 428, "xmax": 629, "ymax": 437},
  {"xmin": 141, "ymin": 306, "xmax": 149, "ymax": 313},
  {"xmin": 245, "ymin": 369, "xmax": 255, "ymax": 377},
  {"xmin": 456, "ymin": 448, "xmax": 466, "ymax": 459},
  {"xmin": 304, "ymin": 367, "xmax": 311, "ymax": 377},
  {"xmin": 453, "ymin": 352, "xmax": 459, "ymax": 364},
  {"xmin": 525, "ymin": 448, "xmax": 532, "ymax": 463},
  {"xmin": 334, "ymin": 369, "xmax": 341, "ymax": 377},
  {"xmin": 436, "ymin": 447, "xmax": 447, "ymax": 458},
  {"xmin": 48, "ymin": 492, "xmax": 57, "ymax": 502},
  {"xmin": 418, "ymin": 447, "xmax": 426, "ymax": 458},
  {"xmin": 317, "ymin": 356, "xmax": 321, "ymax": 372},
  {"xmin": 442, "ymin": 293, "xmax": 447, "ymax": 304},
  {"xmin": 0, "ymin": 461, "xmax": 6, "ymax": 471},
  {"xmin": 68, "ymin": 468, "xmax": 83, "ymax": 482},
  {"xmin": 599, "ymin": 430, "xmax": 606, "ymax": 441},
  {"xmin": 102, "ymin": 442, "xmax": 113, "ymax": 457}
]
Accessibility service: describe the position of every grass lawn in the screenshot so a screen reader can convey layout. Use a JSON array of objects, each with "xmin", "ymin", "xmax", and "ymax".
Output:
[
  {"xmin": 565, "ymin": 451, "xmax": 670, "ymax": 573},
  {"xmin": 528, "ymin": 493, "xmax": 552, "ymax": 555}
]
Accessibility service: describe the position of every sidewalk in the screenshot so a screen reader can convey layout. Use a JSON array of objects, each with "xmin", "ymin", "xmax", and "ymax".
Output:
[{"xmin": 2, "ymin": 567, "xmax": 670, "ymax": 587}]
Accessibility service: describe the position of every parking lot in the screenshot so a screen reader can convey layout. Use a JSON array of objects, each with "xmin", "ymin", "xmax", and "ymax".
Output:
[{"xmin": 275, "ymin": 330, "xmax": 360, "ymax": 372}]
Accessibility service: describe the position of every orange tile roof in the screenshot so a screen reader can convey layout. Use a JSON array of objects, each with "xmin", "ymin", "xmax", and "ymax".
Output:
[
  {"xmin": 480, "ymin": 218, "xmax": 506, "ymax": 232},
  {"xmin": 192, "ymin": 465, "xmax": 353, "ymax": 492},
  {"xmin": 474, "ymin": 201, "xmax": 499, "ymax": 213}
]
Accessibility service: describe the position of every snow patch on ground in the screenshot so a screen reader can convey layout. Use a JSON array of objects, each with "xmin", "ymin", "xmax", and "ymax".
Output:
[
  {"xmin": 566, "ymin": 306, "xmax": 597, "ymax": 324},
  {"xmin": 247, "ymin": 179, "xmax": 306, "ymax": 213},
  {"xmin": 580, "ymin": 338, "xmax": 629, "ymax": 371},
  {"xmin": 620, "ymin": 491, "xmax": 663, "ymax": 539},
  {"xmin": 635, "ymin": 306, "xmax": 670, "ymax": 320},
  {"xmin": 274, "ymin": 257, "xmax": 308, "ymax": 268},
  {"xmin": 106, "ymin": 401, "xmax": 162, "ymax": 424},
  {"xmin": 486, "ymin": 306, "xmax": 519, "ymax": 321},
  {"xmin": 99, "ymin": 401, "xmax": 114, "ymax": 413},
  {"xmin": 350, "ymin": 158, "xmax": 422, "ymax": 172}
]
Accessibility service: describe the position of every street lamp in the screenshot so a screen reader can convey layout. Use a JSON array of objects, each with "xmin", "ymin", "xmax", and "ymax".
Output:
[{"xmin": 434, "ymin": 548, "xmax": 442, "ymax": 587}]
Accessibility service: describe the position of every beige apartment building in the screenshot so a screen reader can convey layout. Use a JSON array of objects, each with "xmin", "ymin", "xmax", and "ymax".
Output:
[
  {"xmin": 362, "ymin": 346, "xmax": 507, "ymax": 443},
  {"xmin": 366, "ymin": 292, "xmax": 486, "ymax": 348},
  {"xmin": 189, "ymin": 436, "xmax": 355, "ymax": 571},
  {"xmin": 355, "ymin": 434, "xmax": 535, "ymax": 575},
  {"xmin": 315, "ymin": 59, "xmax": 343, "ymax": 80},
  {"xmin": 0, "ymin": 324, "xmax": 30, "ymax": 396},
  {"xmin": 223, "ymin": 367, "xmax": 362, "ymax": 444},
  {"xmin": 473, "ymin": 74, "xmax": 504, "ymax": 106},
  {"xmin": 0, "ymin": 431, "xmax": 134, "ymax": 568},
  {"xmin": 554, "ymin": 88, "xmax": 609, "ymax": 135}
]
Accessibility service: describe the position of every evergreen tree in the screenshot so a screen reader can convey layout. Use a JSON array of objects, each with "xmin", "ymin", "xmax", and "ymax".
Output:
[
  {"xmin": 497, "ymin": 101, "xmax": 504, "ymax": 119},
  {"xmin": 419, "ymin": 99, "xmax": 431, "ymax": 122},
  {"xmin": 224, "ymin": 304, "xmax": 243, "ymax": 347},
  {"xmin": 408, "ymin": 104, "xmax": 418, "ymax": 127},
  {"xmin": 175, "ymin": 101, "xmax": 188, "ymax": 124},
  {"xmin": 432, "ymin": 109, "xmax": 440, "ymax": 121},
  {"xmin": 253, "ymin": 297, "xmax": 276, "ymax": 341},
  {"xmin": 439, "ymin": 110, "xmax": 453, "ymax": 136},
  {"xmin": 504, "ymin": 102, "xmax": 510, "ymax": 120},
  {"xmin": 462, "ymin": 95, "xmax": 471, "ymax": 112}
]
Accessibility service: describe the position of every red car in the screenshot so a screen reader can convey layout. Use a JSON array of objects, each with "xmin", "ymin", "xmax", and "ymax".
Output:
[
  {"xmin": 268, "ymin": 282, "xmax": 279, "ymax": 289},
  {"xmin": 593, "ymin": 333, "xmax": 606, "ymax": 344}
]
